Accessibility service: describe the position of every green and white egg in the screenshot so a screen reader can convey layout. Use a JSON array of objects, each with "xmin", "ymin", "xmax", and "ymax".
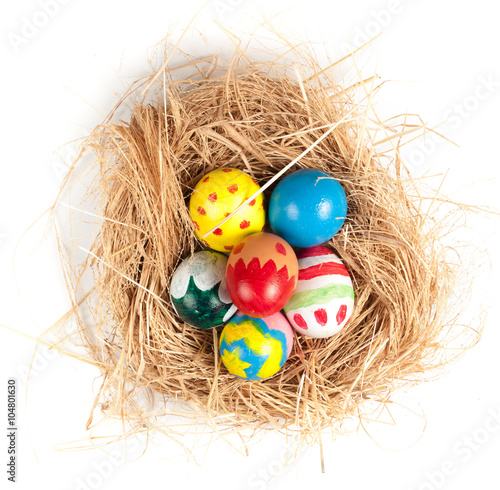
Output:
[{"xmin": 170, "ymin": 250, "xmax": 237, "ymax": 329}]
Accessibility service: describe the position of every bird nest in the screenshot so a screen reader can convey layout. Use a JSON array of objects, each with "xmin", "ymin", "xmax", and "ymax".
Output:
[{"xmin": 56, "ymin": 39, "xmax": 479, "ymax": 449}]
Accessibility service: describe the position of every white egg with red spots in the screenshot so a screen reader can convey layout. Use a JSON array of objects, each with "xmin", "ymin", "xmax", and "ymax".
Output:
[{"xmin": 283, "ymin": 245, "xmax": 354, "ymax": 338}]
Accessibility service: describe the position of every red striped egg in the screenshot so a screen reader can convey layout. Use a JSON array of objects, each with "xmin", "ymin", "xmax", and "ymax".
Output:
[{"xmin": 283, "ymin": 245, "xmax": 354, "ymax": 338}]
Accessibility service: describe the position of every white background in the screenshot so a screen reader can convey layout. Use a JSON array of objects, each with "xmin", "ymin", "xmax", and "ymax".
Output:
[{"xmin": 1, "ymin": 1, "xmax": 500, "ymax": 489}]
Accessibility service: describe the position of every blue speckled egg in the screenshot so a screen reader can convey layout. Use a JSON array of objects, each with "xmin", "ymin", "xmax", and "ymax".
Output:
[{"xmin": 268, "ymin": 169, "xmax": 347, "ymax": 247}]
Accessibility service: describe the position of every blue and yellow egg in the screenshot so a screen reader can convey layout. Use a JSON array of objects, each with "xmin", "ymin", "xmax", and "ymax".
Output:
[{"xmin": 219, "ymin": 311, "xmax": 294, "ymax": 380}]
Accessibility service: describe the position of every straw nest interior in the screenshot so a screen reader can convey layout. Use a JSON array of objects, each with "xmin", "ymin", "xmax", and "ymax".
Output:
[{"xmin": 63, "ymin": 45, "xmax": 479, "ymax": 443}]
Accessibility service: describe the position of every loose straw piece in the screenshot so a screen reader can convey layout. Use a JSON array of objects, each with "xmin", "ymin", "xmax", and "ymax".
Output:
[
  {"xmin": 78, "ymin": 246, "xmax": 168, "ymax": 305},
  {"xmin": 140, "ymin": 3, "xmax": 207, "ymax": 96},
  {"xmin": 202, "ymin": 112, "xmax": 358, "ymax": 239},
  {"xmin": 310, "ymin": 355, "xmax": 325, "ymax": 473},
  {"xmin": 0, "ymin": 322, "xmax": 103, "ymax": 368}
]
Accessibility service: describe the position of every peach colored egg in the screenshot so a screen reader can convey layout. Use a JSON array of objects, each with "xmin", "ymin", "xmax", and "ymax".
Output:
[{"xmin": 226, "ymin": 232, "xmax": 298, "ymax": 318}]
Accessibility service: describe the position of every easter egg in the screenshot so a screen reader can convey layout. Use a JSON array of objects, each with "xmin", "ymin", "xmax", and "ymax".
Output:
[
  {"xmin": 219, "ymin": 311, "xmax": 294, "ymax": 380},
  {"xmin": 268, "ymin": 168, "xmax": 347, "ymax": 247},
  {"xmin": 226, "ymin": 232, "xmax": 298, "ymax": 318},
  {"xmin": 283, "ymin": 245, "xmax": 354, "ymax": 338},
  {"xmin": 189, "ymin": 168, "xmax": 265, "ymax": 252},
  {"xmin": 170, "ymin": 250, "xmax": 237, "ymax": 329}
]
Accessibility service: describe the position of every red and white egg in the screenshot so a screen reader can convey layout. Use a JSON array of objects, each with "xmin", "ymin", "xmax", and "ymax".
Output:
[
  {"xmin": 226, "ymin": 232, "xmax": 298, "ymax": 318},
  {"xmin": 283, "ymin": 246, "xmax": 354, "ymax": 338}
]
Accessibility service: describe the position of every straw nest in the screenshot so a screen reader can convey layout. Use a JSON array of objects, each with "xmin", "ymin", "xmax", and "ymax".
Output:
[{"xmin": 62, "ymin": 43, "xmax": 479, "ymax": 443}]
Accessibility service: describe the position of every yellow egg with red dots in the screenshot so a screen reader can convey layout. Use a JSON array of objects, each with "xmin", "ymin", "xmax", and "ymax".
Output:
[{"xmin": 189, "ymin": 168, "xmax": 266, "ymax": 252}]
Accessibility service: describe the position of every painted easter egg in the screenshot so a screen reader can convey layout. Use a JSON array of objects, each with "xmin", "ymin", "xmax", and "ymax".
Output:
[
  {"xmin": 268, "ymin": 168, "xmax": 347, "ymax": 247},
  {"xmin": 283, "ymin": 245, "xmax": 354, "ymax": 338},
  {"xmin": 226, "ymin": 232, "xmax": 298, "ymax": 318},
  {"xmin": 219, "ymin": 311, "xmax": 294, "ymax": 380},
  {"xmin": 170, "ymin": 250, "xmax": 237, "ymax": 329},
  {"xmin": 189, "ymin": 168, "xmax": 265, "ymax": 253}
]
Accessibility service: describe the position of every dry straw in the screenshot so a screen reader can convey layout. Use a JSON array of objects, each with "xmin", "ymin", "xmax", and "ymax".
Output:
[{"xmin": 55, "ymin": 34, "xmax": 481, "ymax": 454}]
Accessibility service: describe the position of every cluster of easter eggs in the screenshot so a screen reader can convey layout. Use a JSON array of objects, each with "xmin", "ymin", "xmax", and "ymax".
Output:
[{"xmin": 170, "ymin": 167, "xmax": 354, "ymax": 381}]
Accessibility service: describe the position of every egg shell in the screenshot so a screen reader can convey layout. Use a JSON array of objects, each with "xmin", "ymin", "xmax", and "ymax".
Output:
[
  {"xmin": 170, "ymin": 250, "xmax": 237, "ymax": 329},
  {"xmin": 283, "ymin": 245, "xmax": 354, "ymax": 338},
  {"xmin": 189, "ymin": 168, "xmax": 266, "ymax": 252},
  {"xmin": 268, "ymin": 168, "xmax": 347, "ymax": 247},
  {"xmin": 219, "ymin": 311, "xmax": 294, "ymax": 380},
  {"xmin": 226, "ymin": 232, "xmax": 298, "ymax": 318}
]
